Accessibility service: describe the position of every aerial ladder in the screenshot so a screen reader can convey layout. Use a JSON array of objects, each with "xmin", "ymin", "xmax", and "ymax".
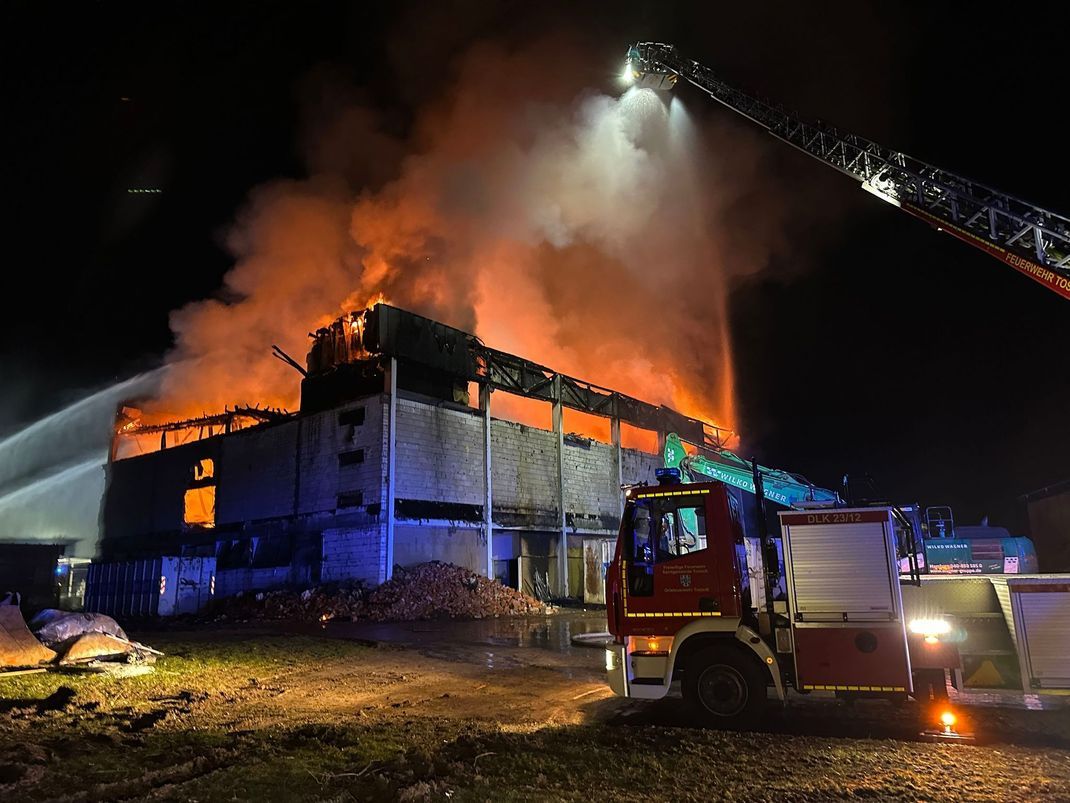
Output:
[
  {"xmin": 601, "ymin": 47, "xmax": 1070, "ymax": 725},
  {"xmin": 625, "ymin": 43, "xmax": 1070, "ymax": 300}
]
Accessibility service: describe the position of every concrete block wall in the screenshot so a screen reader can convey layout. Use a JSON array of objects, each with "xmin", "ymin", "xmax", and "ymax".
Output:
[
  {"xmin": 321, "ymin": 526, "xmax": 385, "ymax": 584},
  {"xmin": 562, "ymin": 439, "xmax": 620, "ymax": 533},
  {"xmin": 217, "ymin": 420, "xmax": 299, "ymax": 524},
  {"xmin": 393, "ymin": 524, "xmax": 485, "ymax": 574},
  {"xmin": 621, "ymin": 447, "xmax": 661, "ymax": 487},
  {"xmin": 395, "ymin": 399, "xmax": 484, "ymax": 505},
  {"xmin": 102, "ymin": 438, "xmax": 220, "ymax": 541},
  {"xmin": 102, "ymin": 384, "xmax": 672, "ymax": 592},
  {"xmin": 490, "ymin": 419, "xmax": 558, "ymax": 518},
  {"xmin": 297, "ymin": 398, "xmax": 383, "ymax": 516}
]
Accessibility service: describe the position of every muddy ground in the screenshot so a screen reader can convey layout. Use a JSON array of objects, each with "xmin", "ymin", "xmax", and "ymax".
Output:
[{"xmin": 1, "ymin": 612, "xmax": 1069, "ymax": 801}]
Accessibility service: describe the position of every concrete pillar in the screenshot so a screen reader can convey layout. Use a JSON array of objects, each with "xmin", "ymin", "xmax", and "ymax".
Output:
[
  {"xmin": 656, "ymin": 430, "xmax": 667, "ymax": 462},
  {"xmin": 480, "ymin": 383, "xmax": 494, "ymax": 580},
  {"xmin": 611, "ymin": 417, "xmax": 623, "ymax": 514},
  {"xmin": 552, "ymin": 376, "xmax": 568, "ymax": 598},
  {"xmin": 385, "ymin": 357, "xmax": 398, "ymax": 582}
]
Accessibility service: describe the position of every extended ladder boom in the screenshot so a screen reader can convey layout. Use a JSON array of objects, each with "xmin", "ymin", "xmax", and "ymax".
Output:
[{"xmin": 627, "ymin": 43, "xmax": 1070, "ymax": 300}]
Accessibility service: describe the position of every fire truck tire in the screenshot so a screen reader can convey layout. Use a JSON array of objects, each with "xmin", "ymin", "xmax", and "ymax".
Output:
[{"xmin": 682, "ymin": 645, "xmax": 767, "ymax": 730}]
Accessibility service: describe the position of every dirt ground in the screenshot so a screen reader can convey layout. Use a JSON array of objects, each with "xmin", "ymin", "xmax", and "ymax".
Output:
[{"xmin": 1, "ymin": 611, "xmax": 1069, "ymax": 802}]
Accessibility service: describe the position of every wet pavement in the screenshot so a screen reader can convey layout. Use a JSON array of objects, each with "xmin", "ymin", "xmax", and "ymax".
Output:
[
  {"xmin": 318, "ymin": 609, "xmax": 610, "ymax": 673},
  {"xmin": 305, "ymin": 609, "xmax": 1070, "ymax": 747}
]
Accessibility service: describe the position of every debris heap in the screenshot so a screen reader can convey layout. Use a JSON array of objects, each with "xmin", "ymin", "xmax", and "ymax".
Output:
[
  {"xmin": 367, "ymin": 562, "xmax": 549, "ymax": 621},
  {"xmin": 220, "ymin": 562, "xmax": 552, "ymax": 623}
]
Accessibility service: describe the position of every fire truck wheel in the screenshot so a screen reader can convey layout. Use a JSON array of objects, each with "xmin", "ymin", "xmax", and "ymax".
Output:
[{"xmin": 683, "ymin": 646, "xmax": 767, "ymax": 729}]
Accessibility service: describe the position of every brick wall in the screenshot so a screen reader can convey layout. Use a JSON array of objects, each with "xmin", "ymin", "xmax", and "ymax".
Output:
[
  {"xmin": 490, "ymin": 419, "xmax": 558, "ymax": 518},
  {"xmin": 394, "ymin": 398, "xmax": 484, "ymax": 505},
  {"xmin": 321, "ymin": 526, "xmax": 385, "ymax": 584},
  {"xmin": 217, "ymin": 420, "xmax": 298, "ymax": 524},
  {"xmin": 297, "ymin": 398, "xmax": 383, "ymax": 516}
]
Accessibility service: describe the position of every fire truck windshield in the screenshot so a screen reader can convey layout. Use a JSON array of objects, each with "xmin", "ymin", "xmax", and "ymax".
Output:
[
  {"xmin": 633, "ymin": 499, "xmax": 706, "ymax": 557},
  {"xmin": 627, "ymin": 496, "xmax": 708, "ymax": 596}
]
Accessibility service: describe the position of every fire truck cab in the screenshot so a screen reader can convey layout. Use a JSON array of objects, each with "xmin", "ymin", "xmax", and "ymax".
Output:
[{"xmin": 605, "ymin": 473, "xmax": 923, "ymax": 728}]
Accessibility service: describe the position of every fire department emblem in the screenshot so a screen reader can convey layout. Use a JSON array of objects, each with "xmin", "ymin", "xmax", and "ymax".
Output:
[{"xmin": 680, "ymin": 574, "xmax": 692, "ymax": 588}]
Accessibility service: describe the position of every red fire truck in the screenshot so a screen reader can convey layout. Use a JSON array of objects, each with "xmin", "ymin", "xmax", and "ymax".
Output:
[{"xmin": 604, "ymin": 470, "xmax": 957, "ymax": 728}]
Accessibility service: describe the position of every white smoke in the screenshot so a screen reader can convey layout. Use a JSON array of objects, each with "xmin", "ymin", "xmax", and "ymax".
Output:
[{"xmin": 159, "ymin": 38, "xmax": 799, "ymax": 432}]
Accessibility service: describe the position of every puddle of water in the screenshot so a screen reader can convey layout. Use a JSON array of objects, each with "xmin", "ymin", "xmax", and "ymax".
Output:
[{"xmin": 322, "ymin": 611, "xmax": 609, "ymax": 663}]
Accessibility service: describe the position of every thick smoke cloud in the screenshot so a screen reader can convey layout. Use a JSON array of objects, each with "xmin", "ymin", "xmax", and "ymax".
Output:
[
  {"xmin": 158, "ymin": 182, "xmax": 358, "ymax": 415},
  {"xmin": 155, "ymin": 38, "xmax": 800, "ymax": 436}
]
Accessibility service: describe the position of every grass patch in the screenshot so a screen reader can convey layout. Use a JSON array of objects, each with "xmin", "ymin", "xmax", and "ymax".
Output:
[
  {"xmin": 1, "ymin": 633, "xmax": 365, "ymax": 704},
  {"xmin": 4, "ymin": 631, "xmax": 1068, "ymax": 802}
]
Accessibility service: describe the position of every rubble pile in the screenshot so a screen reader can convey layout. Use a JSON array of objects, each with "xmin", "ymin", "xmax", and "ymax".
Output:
[
  {"xmin": 222, "ymin": 584, "xmax": 367, "ymax": 622},
  {"xmin": 365, "ymin": 562, "xmax": 550, "ymax": 621},
  {"xmin": 218, "ymin": 562, "xmax": 552, "ymax": 623}
]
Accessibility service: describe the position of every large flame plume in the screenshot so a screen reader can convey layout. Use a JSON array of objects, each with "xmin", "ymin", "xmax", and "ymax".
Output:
[{"xmin": 152, "ymin": 39, "xmax": 798, "ymax": 440}]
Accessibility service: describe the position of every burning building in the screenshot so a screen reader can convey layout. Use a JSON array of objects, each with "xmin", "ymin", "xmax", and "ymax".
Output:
[{"xmin": 100, "ymin": 304, "xmax": 728, "ymax": 599}]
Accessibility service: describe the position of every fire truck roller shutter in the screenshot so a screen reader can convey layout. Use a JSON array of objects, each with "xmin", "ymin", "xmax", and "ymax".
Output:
[{"xmin": 780, "ymin": 509, "xmax": 914, "ymax": 695}]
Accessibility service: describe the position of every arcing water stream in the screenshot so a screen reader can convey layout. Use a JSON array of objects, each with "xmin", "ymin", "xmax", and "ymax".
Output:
[{"xmin": 0, "ymin": 371, "xmax": 162, "ymax": 556}]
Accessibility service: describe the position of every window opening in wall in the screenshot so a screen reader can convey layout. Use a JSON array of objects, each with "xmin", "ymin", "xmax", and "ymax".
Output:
[
  {"xmin": 185, "ymin": 457, "xmax": 216, "ymax": 528},
  {"xmin": 337, "ymin": 491, "xmax": 364, "ymax": 510},
  {"xmin": 338, "ymin": 408, "xmax": 366, "ymax": 427},
  {"xmin": 184, "ymin": 486, "xmax": 216, "ymax": 528},
  {"xmin": 338, "ymin": 449, "xmax": 365, "ymax": 466}
]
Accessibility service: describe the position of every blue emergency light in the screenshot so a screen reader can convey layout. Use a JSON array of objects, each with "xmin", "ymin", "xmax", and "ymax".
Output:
[{"xmin": 655, "ymin": 467, "xmax": 681, "ymax": 485}]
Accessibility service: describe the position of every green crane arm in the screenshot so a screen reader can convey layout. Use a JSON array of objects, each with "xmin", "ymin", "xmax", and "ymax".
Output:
[{"xmin": 663, "ymin": 433, "xmax": 839, "ymax": 508}]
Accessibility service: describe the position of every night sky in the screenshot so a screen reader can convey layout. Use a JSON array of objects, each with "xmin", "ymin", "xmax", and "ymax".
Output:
[{"xmin": 2, "ymin": 2, "xmax": 1067, "ymax": 531}]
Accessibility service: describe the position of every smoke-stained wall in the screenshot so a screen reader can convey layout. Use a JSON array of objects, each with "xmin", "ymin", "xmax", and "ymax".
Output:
[
  {"xmin": 491, "ymin": 420, "xmax": 559, "ymax": 529},
  {"xmin": 297, "ymin": 399, "xmax": 384, "ymax": 516},
  {"xmin": 217, "ymin": 420, "xmax": 300, "ymax": 525},
  {"xmin": 395, "ymin": 400, "xmax": 484, "ymax": 506},
  {"xmin": 103, "ymin": 438, "xmax": 219, "ymax": 546},
  {"xmin": 101, "ymin": 385, "xmax": 667, "ymax": 592}
]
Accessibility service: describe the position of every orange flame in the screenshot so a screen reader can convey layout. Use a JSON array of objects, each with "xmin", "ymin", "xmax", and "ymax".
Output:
[{"xmin": 144, "ymin": 39, "xmax": 797, "ymax": 450}]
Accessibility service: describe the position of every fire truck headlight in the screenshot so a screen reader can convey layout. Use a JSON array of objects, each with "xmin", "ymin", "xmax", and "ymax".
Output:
[
  {"xmin": 909, "ymin": 618, "xmax": 951, "ymax": 641},
  {"xmin": 627, "ymin": 635, "xmax": 672, "ymax": 656},
  {"xmin": 605, "ymin": 649, "xmax": 616, "ymax": 671}
]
